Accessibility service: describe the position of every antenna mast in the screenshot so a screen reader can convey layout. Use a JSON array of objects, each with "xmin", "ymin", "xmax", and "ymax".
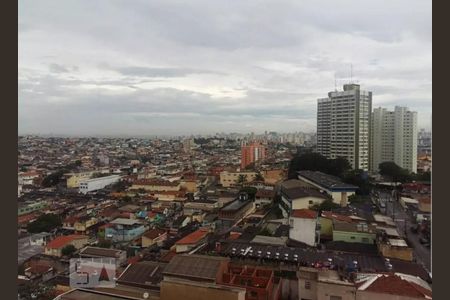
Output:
[
  {"xmin": 334, "ymin": 74, "xmax": 337, "ymax": 91},
  {"xmin": 350, "ymin": 64, "xmax": 353, "ymax": 84}
]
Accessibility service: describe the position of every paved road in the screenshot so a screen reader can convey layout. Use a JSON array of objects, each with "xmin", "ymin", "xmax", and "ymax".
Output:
[{"xmin": 379, "ymin": 190, "xmax": 431, "ymax": 273}]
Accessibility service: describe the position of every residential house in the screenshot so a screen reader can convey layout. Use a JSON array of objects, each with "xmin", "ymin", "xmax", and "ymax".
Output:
[
  {"xmin": 44, "ymin": 235, "xmax": 89, "ymax": 257},
  {"xmin": 79, "ymin": 246, "xmax": 127, "ymax": 267},
  {"xmin": 279, "ymin": 181, "xmax": 329, "ymax": 217},
  {"xmin": 105, "ymin": 218, "xmax": 146, "ymax": 243},
  {"xmin": 319, "ymin": 211, "xmax": 353, "ymax": 240},
  {"xmin": 289, "ymin": 209, "xmax": 319, "ymax": 246},
  {"xmin": 175, "ymin": 228, "xmax": 209, "ymax": 253},
  {"xmin": 142, "ymin": 228, "xmax": 168, "ymax": 248},
  {"xmin": 333, "ymin": 221, "xmax": 376, "ymax": 244},
  {"xmin": 297, "ymin": 171, "xmax": 358, "ymax": 206}
]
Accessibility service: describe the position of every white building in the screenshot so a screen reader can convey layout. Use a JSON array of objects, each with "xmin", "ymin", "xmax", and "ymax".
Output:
[
  {"xmin": 371, "ymin": 106, "xmax": 418, "ymax": 173},
  {"xmin": 317, "ymin": 84, "xmax": 372, "ymax": 171},
  {"xmin": 79, "ymin": 175, "xmax": 121, "ymax": 194},
  {"xmin": 289, "ymin": 209, "xmax": 318, "ymax": 246}
]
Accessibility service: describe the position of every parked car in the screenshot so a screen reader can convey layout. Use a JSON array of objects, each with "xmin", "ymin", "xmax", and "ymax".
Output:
[{"xmin": 419, "ymin": 237, "xmax": 429, "ymax": 244}]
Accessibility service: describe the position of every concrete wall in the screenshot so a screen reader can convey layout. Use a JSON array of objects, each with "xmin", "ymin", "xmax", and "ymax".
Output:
[
  {"xmin": 319, "ymin": 218, "xmax": 333, "ymax": 237},
  {"xmin": 317, "ymin": 281, "xmax": 356, "ymax": 300},
  {"xmin": 356, "ymin": 290, "xmax": 422, "ymax": 300},
  {"xmin": 289, "ymin": 217, "xmax": 317, "ymax": 246},
  {"xmin": 333, "ymin": 230, "xmax": 376, "ymax": 244},
  {"xmin": 220, "ymin": 171, "xmax": 257, "ymax": 187},
  {"xmin": 378, "ymin": 244, "xmax": 413, "ymax": 261},
  {"xmin": 160, "ymin": 278, "xmax": 246, "ymax": 300},
  {"xmin": 67, "ymin": 172, "xmax": 93, "ymax": 188},
  {"xmin": 292, "ymin": 196, "xmax": 326, "ymax": 210}
]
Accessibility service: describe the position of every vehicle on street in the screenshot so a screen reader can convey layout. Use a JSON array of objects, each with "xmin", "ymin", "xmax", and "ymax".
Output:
[{"xmin": 419, "ymin": 237, "xmax": 429, "ymax": 244}]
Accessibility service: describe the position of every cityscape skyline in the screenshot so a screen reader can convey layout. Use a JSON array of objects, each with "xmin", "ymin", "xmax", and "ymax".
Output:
[{"xmin": 19, "ymin": 0, "xmax": 431, "ymax": 136}]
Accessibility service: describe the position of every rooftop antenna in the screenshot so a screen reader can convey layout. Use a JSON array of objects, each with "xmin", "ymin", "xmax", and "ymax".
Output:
[
  {"xmin": 334, "ymin": 74, "xmax": 337, "ymax": 91},
  {"xmin": 350, "ymin": 63, "xmax": 353, "ymax": 84}
]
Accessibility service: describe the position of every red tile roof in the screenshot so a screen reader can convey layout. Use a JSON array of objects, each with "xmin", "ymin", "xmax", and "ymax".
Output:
[
  {"xmin": 143, "ymin": 228, "xmax": 166, "ymax": 240},
  {"xmin": 18, "ymin": 213, "xmax": 39, "ymax": 224},
  {"xmin": 159, "ymin": 250, "xmax": 176, "ymax": 263},
  {"xmin": 147, "ymin": 212, "xmax": 158, "ymax": 218},
  {"xmin": 46, "ymin": 235, "xmax": 88, "ymax": 249},
  {"xmin": 228, "ymin": 232, "xmax": 242, "ymax": 240},
  {"xmin": 133, "ymin": 179, "xmax": 180, "ymax": 186},
  {"xmin": 175, "ymin": 228, "xmax": 209, "ymax": 245},
  {"xmin": 321, "ymin": 211, "xmax": 353, "ymax": 223},
  {"xmin": 362, "ymin": 274, "xmax": 432, "ymax": 298},
  {"xmin": 291, "ymin": 209, "xmax": 318, "ymax": 219}
]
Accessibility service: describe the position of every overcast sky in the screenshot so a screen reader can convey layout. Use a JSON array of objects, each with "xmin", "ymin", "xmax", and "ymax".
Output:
[{"xmin": 18, "ymin": 0, "xmax": 432, "ymax": 136}]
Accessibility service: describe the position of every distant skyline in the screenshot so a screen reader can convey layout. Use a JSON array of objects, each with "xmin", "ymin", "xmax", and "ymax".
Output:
[{"xmin": 19, "ymin": 0, "xmax": 431, "ymax": 136}]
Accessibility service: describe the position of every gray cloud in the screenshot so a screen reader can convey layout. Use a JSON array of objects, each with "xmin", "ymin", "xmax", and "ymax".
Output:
[
  {"xmin": 18, "ymin": 0, "xmax": 431, "ymax": 135},
  {"xmin": 110, "ymin": 66, "xmax": 221, "ymax": 78},
  {"xmin": 48, "ymin": 63, "xmax": 70, "ymax": 73}
]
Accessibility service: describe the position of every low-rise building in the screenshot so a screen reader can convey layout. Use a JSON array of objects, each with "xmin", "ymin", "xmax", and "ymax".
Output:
[
  {"xmin": 65, "ymin": 171, "xmax": 95, "ymax": 188},
  {"xmin": 175, "ymin": 228, "xmax": 209, "ymax": 253},
  {"xmin": 279, "ymin": 180, "xmax": 329, "ymax": 217},
  {"xmin": 105, "ymin": 218, "xmax": 146, "ymax": 243},
  {"xmin": 79, "ymin": 175, "xmax": 121, "ymax": 194},
  {"xmin": 217, "ymin": 194, "xmax": 255, "ymax": 230},
  {"xmin": 289, "ymin": 209, "xmax": 319, "ymax": 246},
  {"xmin": 333, "ymin": 221, "xmax": 376, "ymax": 244},
  {"xmin": 44, "ymin": 235, "xmax": 89, "ymax": 257},
  {"xmin": 79, "ymin": 246, "xmax": 127, "ymax": 267},
  {"xmin": 131, "ymin": 179, "xmax": 181, "ymax": 192},
  {"xmin": 377, "ymin": 238, "xmax": 413, "ymax": 261},
  {"xmin": 220, "ymin": 171, "xmax": 257, "ymax": 187},
  {"xmin": 298, "ymin": 171, "xmax": 358, "ymax": 206},
  {"xmin": 142, "ymin": 228, "xmax": 167, "ymax": 248}
]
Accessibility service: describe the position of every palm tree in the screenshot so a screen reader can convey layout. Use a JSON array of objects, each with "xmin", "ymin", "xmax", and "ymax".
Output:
[
  {"xmin": 254, "ymin": 172, "xmax": 264, "ymax": 182},
  {"xmin": 237, "ymin": 174, "xmax": 247, "ymax": 187}
]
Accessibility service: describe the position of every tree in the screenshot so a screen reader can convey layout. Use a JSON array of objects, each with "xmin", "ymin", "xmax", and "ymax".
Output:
[
  {"xmin": 97, "ymin": 239, "xmax": 112, "ymax": 248},
  {"xmin": 328, "ymin": 157, "xmax": 352, "ymax": 177},
  {"xmin": 414, "ymin": 171, "xmax": 431, "ymax": 182},
  {"xmin": 343, "ymin": 169, "xmax": 372, "ymax": 195},
  {"xmin": 310, "ymin": 200, "xmax": 340, "ymax": 212},
  {"xmin": 379, "ymin": 162, "xmax": 412, "ymax": 183},
  {"xmin": 27, "ymin": 213, "xmax": 62, "ymax": 233},
  {"xmin": 122, "ymin": 196, "xmax": 132, "ymax": 203},
  {"xmin": 258, "ymin": 228, "xmax": 272, "ymax": 236},
  {"xmin": 288, "ymin": 152, "xmax": 351, "ymax": 179},
  {"xmin": 112, "ymin": 181, "xmax": 128, "ymax": 192},
  {"xmin": 254, "ymin": 172, "xmax": 264, "ymax": 182},
  {"xmin": 244, "ymin": 162, "xmax": 256, "ymax": 170},
  {"xmin": 240, "ymin": 186, "xmax": 257, "ymax": 200},
  {"xmin": 41, "ymin": 170, "xmax": 66, "ymax": 187},
  {"xmin": 61, "ymin": 244, "xmax": 77, "ymax": 256},
  {"xmin": 237, "ymin": 174, "xmax": 248, "ymax": 186}
]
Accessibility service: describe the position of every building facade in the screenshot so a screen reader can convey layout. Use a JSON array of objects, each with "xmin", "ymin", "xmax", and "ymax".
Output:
[
  {"xmin": 317, "ymin": 84, "xmax": 372, "ymax": 171},
  {"xmin": 78, "ymin": 175, "xmax": 121, "ymax": 194},
  {"xmin": 240, "ymin": 142, "xmax": 266, "ymax": 169},
  {"xmin": 371, "ymin": 106, "xmax": 418, "ymax": 173}
]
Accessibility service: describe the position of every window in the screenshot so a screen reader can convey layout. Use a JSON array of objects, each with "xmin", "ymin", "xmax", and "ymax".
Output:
[{"xmin": 305, "ymin": 281, "xmax": 311, "ymax": 289}]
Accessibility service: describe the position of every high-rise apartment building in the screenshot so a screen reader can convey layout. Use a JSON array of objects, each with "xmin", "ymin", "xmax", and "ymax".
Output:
[
  {"xmin": 370, "ymin": 106, "xmax": 418, "ymax": 173},
  {"xmin": 317, "ymin": 84, "xmax": 372, "ymax": 170},
  {"xmin": 240, "ymin": 142, "xmax": 266, "ymax": 169}
]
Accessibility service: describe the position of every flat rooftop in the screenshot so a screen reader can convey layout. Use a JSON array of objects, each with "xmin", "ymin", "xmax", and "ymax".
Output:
[
  {"xmin": 298, "ymin": 171, "xmax": 358, "ymax": 191},
  {"xmin": 110, "ymin": 218, "xmax": 142, "ymax": 226},
  {"xmin": 221, "ymin": 198, "xmax": 251, "ymax": 212}
]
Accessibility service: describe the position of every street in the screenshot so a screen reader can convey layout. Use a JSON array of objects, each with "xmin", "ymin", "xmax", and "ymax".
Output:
[{"xmin": 378, "ymin": 190, "xmax": 431, "ymax": 273}]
